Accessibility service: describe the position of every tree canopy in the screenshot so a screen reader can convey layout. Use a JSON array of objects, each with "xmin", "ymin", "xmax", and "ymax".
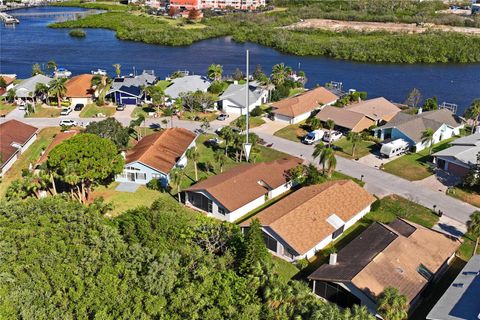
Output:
[{"xmin": 85, "ymin": 117, "xmax": 130, "ymax": 150}]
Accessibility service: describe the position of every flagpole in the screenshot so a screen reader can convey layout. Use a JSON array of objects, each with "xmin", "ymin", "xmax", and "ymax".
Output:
[
  {"xmin": 244, "ymin": 49, "xmax": 252, "ymax": 162},
  {"xmin": 246, "ymin": 49, "xmax": 249, "ymax": 145}
]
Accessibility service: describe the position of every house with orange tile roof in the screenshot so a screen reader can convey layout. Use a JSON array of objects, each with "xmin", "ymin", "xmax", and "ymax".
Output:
[
  {"xmin": 0, "ymin": 120, "xmax": 38, "ymax": 177},
  {"xmin": 271, "ymin": 87, "xmax": 339, "ymax": 124},
  {"xmin": 0, "ymin": 74, "xmax": 16, "ymax": 96},
  {"xmin": 308, "ymin": 219, "xmax": 459, "ymax": 316},
  {"xmin": 65, "ymin": 74, "xmax": 97, "ymax": 106},
  {"xmin": 116, "ymin": 128, "xmax": 197, "ymax": 186},
  {"xmin": 240, "ymin": 180, "xmax": 375, "ymax": 261},
  {"xmin": 185, "ymin": 157, "xmax": 303, "ymax": 222}
]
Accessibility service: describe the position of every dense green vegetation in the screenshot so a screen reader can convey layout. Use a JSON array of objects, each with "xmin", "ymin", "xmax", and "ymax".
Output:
[
  {"xmin": 49, "ymin": 1, "xmax": 480, "ymax": 63},
  {"xmin": 0, "ymin": 197, "xmax": 375, "ymax": 319},
  {"xmin": 69, "ymin": 28, "xmax": 86, "ymax": 37}
]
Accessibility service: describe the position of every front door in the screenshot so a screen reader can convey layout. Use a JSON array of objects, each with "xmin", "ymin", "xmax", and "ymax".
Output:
[{"xmin": 127, "ymin": 172, "xmax": 136, "ymax": 182}]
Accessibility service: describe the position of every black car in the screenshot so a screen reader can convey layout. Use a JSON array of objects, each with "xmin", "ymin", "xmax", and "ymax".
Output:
[{"xmin": 74, "ymin": 104, "xmax": 84, "ymax": 111}]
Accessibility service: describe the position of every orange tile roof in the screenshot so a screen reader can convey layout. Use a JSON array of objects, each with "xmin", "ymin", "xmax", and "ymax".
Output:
[
  {"xmin": 36, "ymin": 130, "xmax": 79, "ymax": 165},
  {"xmin": 65, "ymin": 74, "xmax": 95, "ymax": 98},
  {"xmin": 0, "ymin": 120, "xmax": 38, "ymax": 168},
  {"xmin": 186, "ymin": 157, "xmax": 303, "ymax": 212},
  {"xmin": 0, "ymin": 76, "xmax": 15, "ymax": 86},
  {"xmin": 126, "ymin": 128, "xmax": 196, "ymax": 174},
  {"xmin": 272, "ymin": 87, "xmax": 339, "ymax": 118},
  {"xmin": 241, "ymin": 180, "xmax": 375, "ymax": 254}
]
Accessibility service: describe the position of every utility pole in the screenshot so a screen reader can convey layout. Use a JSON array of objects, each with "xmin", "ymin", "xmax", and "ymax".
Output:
[{"xmin": 244, "ymin": 49, "xmax": 252, "ymax": 162}]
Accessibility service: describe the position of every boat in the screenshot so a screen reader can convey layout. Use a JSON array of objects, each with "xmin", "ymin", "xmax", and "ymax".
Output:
[
  {"xmin": 91, "ymin": 69, "xmax": 107, "ymax": 76},
  {"xmin": 54, "ymin": 68, "xmax": 72, "ymax": 78}
]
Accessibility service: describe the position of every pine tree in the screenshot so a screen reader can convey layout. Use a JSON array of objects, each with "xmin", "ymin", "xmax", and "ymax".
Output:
[{"xmin": 240, "ymin": 219, "xmax": 271, "ymax": 275}]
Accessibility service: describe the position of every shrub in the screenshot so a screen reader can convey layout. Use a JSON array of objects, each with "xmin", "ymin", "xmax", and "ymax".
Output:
[
  {"xmin": 295, "ymin": 258, "xmax": 309, "ymax": 270},
  {"xmin": 146, "ymin": 179, "xmax": 163, "ymax": 191},
  {"xmin": 250, "ymin": 105, "xmax": 263, "ymax": 117},
  {"xmin": 371, "ymin": 198, "xmax": 381, "ymax": 211},
  {"xmin": 69, "ymin": 28, "xmax": 86, "ymax": 38},
  {"xmin": 208, "ymin": 81, "xmax": 227, "ymax": 94}
]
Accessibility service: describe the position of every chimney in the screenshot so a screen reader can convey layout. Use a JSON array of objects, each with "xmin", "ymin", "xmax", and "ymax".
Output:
[
  {"xmin": 417, "ymin": 107, "xmax": 423, "ymax": 115},
  {"xmin": 329, "ymin": 253, "xmax": 338, "ymax": 265}
]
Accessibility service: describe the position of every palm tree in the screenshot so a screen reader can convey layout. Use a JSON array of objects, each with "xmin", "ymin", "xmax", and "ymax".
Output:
[
  {"xmin": 35, "ymin": 82, "xmax": 49, "ymax": 105},
  {"xmin": 31, "ymin": 63, "xmax": 43, "ymax": 76},
  {"xmin": 48, "ymin": 78, "xmax": 67, "ymax": 108},
  {"xmin": 312, "ymin": 143, "xmax": 336, "ymax": 177},
  {"xmin": 207, "ymin": 64, "xmax": 223, "ymax": 82},
  {"xmin": 91, "ymin": 75, "xmax": 111, "ymax": 106},
  {"xmin": 112, "ymin": 63, "xmax": 121, "ymax": 78},
  {"xmin": 467, "ymin": 211, "xmax": 480, "ymax": 255},
  {"xmin": 271, "ymin": 63, "xmax": 292, "ymax": 86},
  {"xmin": 325, "ymin": 119, "xmax": 335, "ymax": 146},
  {"xmin": 347, "ymin": 131, "xmax": 362, "ymax": 158},
  {"xmin": 214, "ymin": 150, "xmax": 227, "ymax": 173},
  {"xmin": 308, "ymin": 117, "xmax": 322, "ymax": 130},
  {"xmin": 219, "ymin": 126, "xmax": 235, "ymax": 156},
  {"xmin": 145, "ymin": 85, "xmax": 165, "ymax": 114},
  {"xmin": 377, "ymin": 287, "xmax": 408, "ymax": 320},
  {"xmin": 464, "ymin": 99, "xmax": 480, "ymax": 133},
  {"xmin": 169, "ymin": 168, "xmax": 183, "ymax": 203},
  {"xmin": 186, "ymin": 147, "xmax": 200, "ymax": 181},
  {"xmin": 6, "ymin": 88, "xmax": 16, "ymax": 103},
  {"xmin": 421, "ymin": 128, "xmax": 435, "ymax": 155},
  {"xmin": 46, "ymin": 60, "xmax": 57, "ymax": 74}
]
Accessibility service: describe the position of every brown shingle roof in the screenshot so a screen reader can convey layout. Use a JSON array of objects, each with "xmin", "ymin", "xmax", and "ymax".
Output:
[
  {"xmin": 316, "ymin": 106, "xmax": 375, "ymax": 132},
  {"xmin": 186, "ymin": 157, "xmax": 303, "ymax": 212},
  {"xmin": 346, "ymin": 97, "xmax": 401, "ymax": 122},
  {"xmin": 309, "ymin": 219, "xmax": 460, "ymax": 303},
  {"xmin": 0, "ymin": 120, "xmax": 38, "ymax": 168},
  {"xmin": 65, "ymin": 74, "xmax": 95, "ymax": 98},
  {"xmin": 126, "ymin": 128, "xmax": 196, "ymax": 174},
  {"xmin": 36, "ymin": 130, "xmax": 79, "ymax": 165},
  {"xmin": 272, "ymin": 87, "xmax": 339, "ymax": 118},
  {"xmin": 241, "ymin": 180, "xmax": 375, "ymax": 255}
]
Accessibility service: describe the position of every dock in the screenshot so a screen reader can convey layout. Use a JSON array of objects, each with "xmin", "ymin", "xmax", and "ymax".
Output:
[{"xmin": 0, "ymin": 12, "xmax": 20, "ymax": 25}]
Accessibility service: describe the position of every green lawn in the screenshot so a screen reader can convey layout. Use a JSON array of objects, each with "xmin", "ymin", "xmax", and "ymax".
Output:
[
  {"xmin": 273, "ymin": 256, "xmax": 299, "ymax": 281},
  {"xmin": 382, "ymin": 138, "xmax": 456, "ymax": 181},
  {"xmin": 288, "ymin": 88, "xmax": 305, "ymax": 97},
  {"xmin": 0, "ymin": 128, "xmax": 61, "ymax": 197},
  {"xmin": 0, "ymin": 102, "xmax": 16, "ymax": 116},
  {"xmin": 89, "ymin": 182, "xmax": 169, "ymax": 217},
  {"xmin": 178, "ymin": 111, "xmax": 218, "ymax": 122},
  {"xmin": 27, "ymin": 105, "xmax": 61, "ymax": 118},
  {"xmin": 447, "ymin": 186, "xmax": 480, "ymax": 208},
  {"xmin": 232, "ymin": 116, "xmax": 265, "ymax": 129},
  {"xmin": 131, "ymin": 105, "xmax": 156, "ymax": 119},
  {"xmin": 273, "ymin": 121, "xmax": 308, "ymax": 143},
  {"xmin": 79, "ymin": 104, "xmax": 116, "ymax": 118},
  {"xmin": 333, "ymin": 137, "xmax": 376, "ymax": 159}
]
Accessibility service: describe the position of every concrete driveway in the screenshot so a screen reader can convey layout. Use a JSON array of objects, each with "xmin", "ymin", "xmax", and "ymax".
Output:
[
  {"xmin": 356, "ymin": 150, "xmax": 402, "ymax": 169},
  {"xmin": 252, "ymin": 117, "xmax": 288, "ymax": 135}
]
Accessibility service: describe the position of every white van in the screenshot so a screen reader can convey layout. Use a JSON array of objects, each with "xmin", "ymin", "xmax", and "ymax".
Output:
[
  {"xmin": 303, "ymin": 130, "xmax": 324, "ymax": 145},
  {"xmin": 380, "ymin": 139, "xmax": 409, "ymax": 158}
]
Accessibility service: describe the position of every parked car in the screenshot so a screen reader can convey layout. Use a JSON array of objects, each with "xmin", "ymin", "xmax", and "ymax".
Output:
[
  {"xmin": 194, "ymin": 128, "xmax": 206, "ymax": 135},
  {"xmin": 59, "ymin": 119, "xmax": 77, "ymax": 127},
  {"xmin": 60, "ymin": 107, "xmax": 72, "ymax": 116},
  {"xmin": 74, "ymin": 104, "xmax": 84, "ymax": 111},
  {"xmin": 323, "ymin": 131, "xmax": 343, "ymax": 143},
  {"xmin": 303, "ymin": 130, "xmax": 324, "ymax": 145},
  {"xmin": 380, "ymin": 139, "xmax": 410, "ymax": 158},
  {"xmin": 217, "ymin": 113, "xmax": 229, "ymax": 121},
  {"xmin": 116, "ymin": 104, "xmax": 125, "ymax": 111}
]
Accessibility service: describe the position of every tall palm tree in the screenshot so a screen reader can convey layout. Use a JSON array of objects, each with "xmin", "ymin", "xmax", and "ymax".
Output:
[
  {"xmin": 347, "ymin": 131, "xmax": 362, "ymax": 158},
  {"xmin": 325, "ymin": 119, "xmax": 335, "ymax": 146},
  {"xmin": 207, "ymin": 64, "xmax": 223, "ymax": 82},
  {"xmin": 421, "ymin": 128, "xmax": 435, "ymax": 155},
  {"xmin": 467, "ymin": 211, "xmax": 480, "ymax": 255},
  {"xmin": 48, "ymin": 78, "xmax": 67, "ymax": 108},
  {"xmin": 91, "ymin": 75, "xmax": 111, "ymax": 105},
  {"xmin": 271, "ymin": 63, "xmax": 292, "ymax": 86},
  {"xmin": 377, "ymin": 287, "xmax": 408, "ymax": 320},
  {"xmin": 169, "ymin": 168, "xmax": 183, "ymax": 203},
  {"xmin": 46, "ymin": 60, "xmax": 57, "ymax": 75},
  {"xmin": 35, "ymin": 82, "xmax": 49, "ymax": 105},
  {"xmin": 112, "ymin": 63, "xmax": 121, "ymax": 78},
  {"xmin": 219, "ymin": 126, "xmax": 235, "ymax": 156},
  {"xmin": 214, "ymin": 150, "xmax": 227, "ymax": 173},
  {"xmin": 312, "ymin": 143, "xmax": 336, "ymax": 177},
  {"xmin": 464, "ymin": 99, "xmax": 480, "ymax": 133},
  {"xmin": 186, "ymin": 147, "xmax": 200, "ymax": 181},
  {"xmin": 145, "ymin": 85, "xmax": 165, "ymax": 114}
]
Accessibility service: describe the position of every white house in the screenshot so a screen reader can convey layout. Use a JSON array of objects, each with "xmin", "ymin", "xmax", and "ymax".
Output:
[
  {"xmin": 184, "ymin": 157, "xmax": 302, "ymax": 222},
  {"xmin": 0, "ymin": 120, "xmax": 38, "ymax": 177},
  {"xmin": 271, "ymin": 86, "xmax": 339, "ymax": 124},
  {"xmin": 116, "ymin": 128, "xmax": 197, "ymax": 186},
  {"xmin": 373, "ymin": 109, "xmax": 464, "ymax": 152},
  {"xmin": 240, "ymin": 180, "xmax": 375, "ymax": 261},
  {"xmin": 11, "ymin": 74, "xmax": 52, "ymax": 101},
  {"xmin": 218, "ymin": 83, "xmax": 268, "ymax": 115},
  {"xmin": 164, "ymin": 75, "xmax": 211, "ymax": 99}
]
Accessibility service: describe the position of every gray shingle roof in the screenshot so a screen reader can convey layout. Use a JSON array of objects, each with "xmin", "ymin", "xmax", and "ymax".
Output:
[
  {"xmin": 433, "ymin": 145, "xmax": 479, "ymax": 166},
  {"xmin": 377, "ymin": 109, "xmax": 463, "ymax": 143},
  {"xmin": 164, "ymin": 75, "xmax": 211, "ymax": 99},
  {"xmin": 219, "ymin": 84, "xmax": 263, "ymax": 109},
  {"xmin": 13, "ymin": 74, "xmax": 52, "ymax": 98},
  {"xmin": 450, "ymin": 133, "xmax": 480, "ymax": 146}
]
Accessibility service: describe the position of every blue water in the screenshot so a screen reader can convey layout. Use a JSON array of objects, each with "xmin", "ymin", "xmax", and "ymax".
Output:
[{"xmin": 1, "ymin": 6, "xmax": 479, "ymax": 114}]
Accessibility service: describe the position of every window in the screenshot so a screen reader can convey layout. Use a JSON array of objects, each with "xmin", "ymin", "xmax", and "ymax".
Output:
[
  {"xmin": 332, "ymin": 225, "xmax": 345, "ymax": 240},
  {"xmin": 283, "ymin": 246, "xmax": 296, "ymax": 259},
  {"xmin": 263, "ymin": 231, "xmax": 278, "ymax": 252},
  {"xmin": 189, "ymin": 192, "xmax": 213, "ymax": 213},
  {"xmin": 417, "ymin": 264, "xmax": 433, "ymax": 281},
  {"xmin": 218, "ymin": 207, "xmax": 226, "ymax": 215},
  {"xmin": 126, "ymin": 166, "xmax": 140, "ymax": 171},
  {"xmin": 152, "ymin": 173, "xmax": 162, "ymax": 179},
  {"xmin": 135, "ymin": 172, "xmax": 147, "ymax": 180}
]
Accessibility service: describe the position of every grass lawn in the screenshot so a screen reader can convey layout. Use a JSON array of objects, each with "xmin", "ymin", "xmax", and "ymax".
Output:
[
  {"xmin": 0, "ymin": 127, "xmax": 61, "ymax": 197},
  {"xmin": 447, "ymin": 186, "xmax": 480, "ymax": 208},
  {"xmin": 131, "ymin": 105, "xmax": 156, "ymax": 119},
  {"xmin": 90, "ymin": 182, "xmax": 172, "ymax": 217},
  {"xmin": 27, "ymin": 105, "xmax": 61, "ymax": 118},
  {"xmin": 273, "ymin": 121, "xmax": 308, "ymax": 143},
  {"xmin": 333, "ymin": 137, "xmax": 377, "ymax": 159},
  {"xmin": 80, "ymin": 104, "xmax": 116, "ymax": 118},
  {"xmin": 179, "ymin": 111, "xmax": 218, "ymax": 122},
  {"xmin": 382, "ymin": 138, "xmax": 456, "ymax": 181},
  {"xmin": 232, "ymin": 116, "xmax": 265, "ymax": 129},
  {"xmin": 289, "ymin": 88, "xmax": 305, "ymax": 97},
  {"xmin": 0, "ymin": 102, "xmax": 16, "ymax": 116},
  {"xmin": 273, "ymin": 256, "xmax": 299, "ymax": 281}
]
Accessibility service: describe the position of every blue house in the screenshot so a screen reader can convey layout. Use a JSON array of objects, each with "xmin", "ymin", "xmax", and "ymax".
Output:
[
  {"xmin": 108, "ymin": 70, "xmax": 157, "ymax": 106},
  {"xmin": 116, "ymin": 128, "xmax": 197, "ymax": 186}
]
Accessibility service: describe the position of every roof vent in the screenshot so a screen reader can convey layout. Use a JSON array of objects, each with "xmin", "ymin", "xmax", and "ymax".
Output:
[
  {"xmin": 452, "ymin": 283, "xmax": 464, "ymax": 288},
  {"xmin": 395, "ymin": 267, "xmax": 404, "ymax": 274}
]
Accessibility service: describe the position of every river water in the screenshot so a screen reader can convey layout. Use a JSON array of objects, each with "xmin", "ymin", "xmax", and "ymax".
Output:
[{"xmin": 1, "ymin": 6, "xmax": 479, "ymax": 114}]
